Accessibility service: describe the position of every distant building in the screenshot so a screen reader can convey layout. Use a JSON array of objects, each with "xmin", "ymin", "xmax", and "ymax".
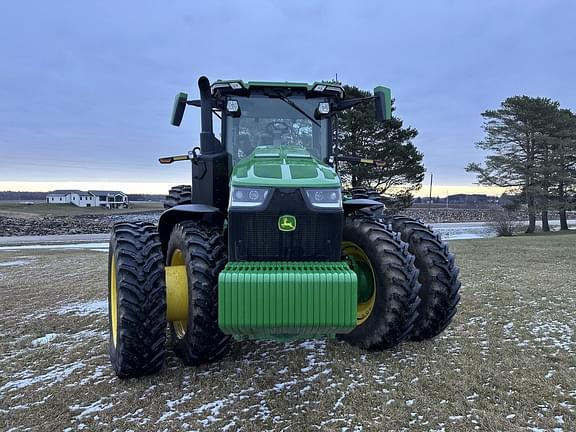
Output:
[
  {"xmin": 46, "ymin": 190, "xmax": 128, "ymax": 208},
  {"xmin": 446, "ymin": 194, "xmax": 497, "ymax": 205}
]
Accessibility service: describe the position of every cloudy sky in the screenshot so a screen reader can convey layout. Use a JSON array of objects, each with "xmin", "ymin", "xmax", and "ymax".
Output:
[{"xmin": 1, "ymin": 0, "xmax": 575, "ymax": 195}]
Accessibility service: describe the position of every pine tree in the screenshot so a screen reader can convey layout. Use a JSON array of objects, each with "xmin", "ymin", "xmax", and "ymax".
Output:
[
  {"xmin": 467, "ymin": 96, "xmax": 561, "ymax": 233},
  {"xmin": 336, "ymin": 85, "xmax": 424, "ymax": 208},
  {"xmin": 549, "ymin": 109, "xmax": 576, "ymax": 230}
]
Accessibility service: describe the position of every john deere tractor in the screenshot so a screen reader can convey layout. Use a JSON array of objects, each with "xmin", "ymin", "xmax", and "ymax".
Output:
[{"xmin": 107, "ymin": 76, "xmax": 461, "ymax": 378}]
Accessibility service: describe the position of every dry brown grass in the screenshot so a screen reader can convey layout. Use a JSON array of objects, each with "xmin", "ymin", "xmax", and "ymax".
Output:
[
  {"xmin": 0, "ymin": 202, "xmax": 162, "ymax": 218},
  {"xmin": 0, "ymin": 234, "xmax": 575, "ymax": 431}
]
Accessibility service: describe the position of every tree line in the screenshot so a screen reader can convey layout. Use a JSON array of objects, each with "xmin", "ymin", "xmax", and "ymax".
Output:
[{"xmin": 467, "ymin": 96, "xmax": 576, "ymax": 232}]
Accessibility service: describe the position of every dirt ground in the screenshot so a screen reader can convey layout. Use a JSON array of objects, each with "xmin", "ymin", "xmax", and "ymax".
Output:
[{"xmin": 0, "ymin": 234, "xmax": 575, "ymax": 431}]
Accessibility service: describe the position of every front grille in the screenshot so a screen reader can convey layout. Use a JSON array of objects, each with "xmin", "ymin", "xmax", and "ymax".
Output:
[{"xmin": 228, "ymin": 189, "xmax": 343, "ymax": 261}]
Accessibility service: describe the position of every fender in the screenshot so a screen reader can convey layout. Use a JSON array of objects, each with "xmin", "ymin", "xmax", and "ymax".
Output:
[
  {"xmin": 158, "ymin": 204, "xmax": 225, "ymax": 252},
  {"xmin": 342, "ymin": 198, "xmax": 385, "ymax": 216}
]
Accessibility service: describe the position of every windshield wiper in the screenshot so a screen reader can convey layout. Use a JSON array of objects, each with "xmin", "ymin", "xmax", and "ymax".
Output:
[{"xmin": 274, "ymin": 95, "xmax": 321, "ymax": 127}]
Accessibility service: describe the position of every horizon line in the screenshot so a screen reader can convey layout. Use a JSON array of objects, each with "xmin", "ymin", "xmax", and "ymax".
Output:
[{"xmin": 0, "ymin": 181, "xmax": 506, "ymax": 198}]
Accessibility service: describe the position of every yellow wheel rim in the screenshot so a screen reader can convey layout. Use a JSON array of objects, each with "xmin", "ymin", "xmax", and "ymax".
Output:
[
  {"xmin": 170, "ymin": 249, "xmax": 188, "ymax": 339},
  {"xmin": 342, "ymin": 241, "xmax": 376, "ymax": 325},
  {"xmin": 110, "ymin": 255, "xmax": 118, "ymax": 347}
]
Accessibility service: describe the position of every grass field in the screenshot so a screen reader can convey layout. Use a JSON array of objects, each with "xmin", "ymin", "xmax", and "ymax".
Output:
[
  {"xmin": 0, "ymin": 234, "xmax": 575, "ymax": 431},
  {"xmin": 0, "ymin": 202, "xmax": 163, "ymax": 218}
]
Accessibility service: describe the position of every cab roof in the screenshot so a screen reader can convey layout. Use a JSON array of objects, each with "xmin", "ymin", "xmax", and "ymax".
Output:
[{"xmin": 211, "ymin": 79, "xmax": 345, "ymax": 99}]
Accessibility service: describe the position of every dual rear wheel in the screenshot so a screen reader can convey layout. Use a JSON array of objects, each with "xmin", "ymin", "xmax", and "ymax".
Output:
[{"xmin": 340, "ymin": 215, "xmax": 461, "ymax": 349}]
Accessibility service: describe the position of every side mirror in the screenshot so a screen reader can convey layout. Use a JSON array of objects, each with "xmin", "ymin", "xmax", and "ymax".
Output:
[
  {"xmin": 171, "ymin": 92, "xmax": 188, "ymax": 126},
  {"xmin": 374, "ymin": 86, "xmax": 392, "ymax": 122}
]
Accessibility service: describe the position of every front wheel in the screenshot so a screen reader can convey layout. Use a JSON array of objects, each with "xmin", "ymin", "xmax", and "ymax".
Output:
[
  {"xmin": 165, "ymin": 221, "xmax": 231, "ymax": 365},
  {"xmin": 338, "ymin": 216, "xmax": 421, "ymax": 350}
]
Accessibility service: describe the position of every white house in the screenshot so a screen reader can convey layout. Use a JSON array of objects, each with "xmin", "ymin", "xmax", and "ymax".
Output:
[
  {"xmin": 89, "ymin": 190, "xmax": 129, "ymax": 209},
  {"xmin": 46, "ymin": 190, "xmax": 128, "ymax": 208}
]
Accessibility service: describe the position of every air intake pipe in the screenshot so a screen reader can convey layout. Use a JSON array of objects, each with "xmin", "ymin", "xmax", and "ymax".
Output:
[{"xmin": 198, "ymin": 75, "xmax": 219, "ymax": 154}]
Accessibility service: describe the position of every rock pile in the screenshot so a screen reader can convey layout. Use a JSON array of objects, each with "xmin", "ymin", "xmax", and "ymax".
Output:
[{"xmin": 0, "ymin": 213, "xmax": 161, "ymax": 237}]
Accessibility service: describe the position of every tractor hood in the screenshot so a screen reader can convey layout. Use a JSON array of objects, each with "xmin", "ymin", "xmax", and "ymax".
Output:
[{"xmin": 230, "ymin": 146, "xmax": 341, "ymax": 188}]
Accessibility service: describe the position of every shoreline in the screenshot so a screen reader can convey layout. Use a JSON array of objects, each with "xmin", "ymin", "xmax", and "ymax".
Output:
[{"xmin": 1, "ymin": 221, "xmax": 574, "ymax": 248}]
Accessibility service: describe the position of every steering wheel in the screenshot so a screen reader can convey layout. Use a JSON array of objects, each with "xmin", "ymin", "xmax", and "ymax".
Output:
[{"xmin": 265, "ymin": 121, "xmax": 291, "ymax": 136}]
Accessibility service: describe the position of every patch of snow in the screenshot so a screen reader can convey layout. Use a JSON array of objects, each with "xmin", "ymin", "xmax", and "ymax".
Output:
[
  {"xmin": 70, "ymin": 398, "xmax": 114, "ymax": 418},
  {"xmin": 194, "ymin": 399, "xmax": 227, "ymax": 426},
  {"xmin": 0, "ymin": 362, "xmax": 85, "ymax": 393},
  {"xmin": 56, "ymin": 300, "xmax": 107, "ymax": 316},
  {"xmin": 31, "ymin": 333, "xmax": 60, "ymax": 346},
  {"xmin": 531, "ymin": 320, "xmax": 573, "ymax": 351},
  {"xmin": 222, "ymin": 421, "xmax": 236, "ymax": 431},
  {"xmin": 505, "ymin": 414, "xmax": 515, "ymax": 419},
  {"xmin": 405, "ymin": 399, "xmax": 415, "ymax": 407},
  {"xmin": 77, "ymin": 365, "xmax": 109, "ymax": 386},
  {"xmin": 274, "ymin": 379, "xmax": 297, "ymax": 392},
  {"xmin": 298, "ymin": 340, "xmax": 325, "ymax": 350}
]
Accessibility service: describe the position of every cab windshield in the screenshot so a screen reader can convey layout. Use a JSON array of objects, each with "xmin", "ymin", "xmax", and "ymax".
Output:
[{"xmin": 224, "ymin": 95, "xmax": 330, "ymax": 163}]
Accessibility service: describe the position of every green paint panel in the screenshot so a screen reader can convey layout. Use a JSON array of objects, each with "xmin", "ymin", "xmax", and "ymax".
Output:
[
  {"xmin": 218, "ymin": 261, "xmax": 357, "ymax": 339},
  {"xmin": 374, "ymin": 85, "xmax": 392, "ymax": 121},
  {"xmin": 231, "ymin": 146, "xmax": 341, "ymax": 188}
]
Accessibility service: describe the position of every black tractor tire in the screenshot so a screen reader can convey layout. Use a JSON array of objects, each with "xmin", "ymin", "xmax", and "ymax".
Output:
[
  {"xmin": 338, "ymin": 216, "xmax": 421, "ymax": 350},
  {"xmin": 384, "ymin": 216, "xmax": 461, "ymax": 340},
  {"xmin": 164, "ymin": 185, "xmax": 192, "ymax": 209},
  {"xmin": 108, "ymin": 222, "xmax": 167, "ymax": 378},
  {"xmin": 350, "ymin": 187, "xmax": 383, "ymax": 202},
  {"xmin": 165, "ymin": 221, "xmax": 231, "ymax": 365}
]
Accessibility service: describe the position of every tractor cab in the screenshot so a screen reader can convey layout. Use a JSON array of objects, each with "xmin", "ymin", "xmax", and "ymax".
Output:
[
  {"xmin": 213, "ymin": 80, "xmax": 342, "ymax": 164},
  {"xmin": 165, "ymin": 77, "xmax": 391, "ymax": 214}
]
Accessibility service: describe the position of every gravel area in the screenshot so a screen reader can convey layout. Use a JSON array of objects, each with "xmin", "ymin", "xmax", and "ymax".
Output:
[{"xmin": 0, "ymin": 213, "xmax": 161, "ymax": 237}]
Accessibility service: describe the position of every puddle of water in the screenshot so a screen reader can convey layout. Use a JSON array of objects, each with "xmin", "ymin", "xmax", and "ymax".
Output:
[
  {"xmin": 0, "ymin": 243, "xmax": 109, "ymax": 252},
  {"xmin": 433, "ymin": 225, "xmax": 496, "ymax": 241},
  {"xmin": 0, "ymin": 259, "xmax": 33, "ymax": 267}
]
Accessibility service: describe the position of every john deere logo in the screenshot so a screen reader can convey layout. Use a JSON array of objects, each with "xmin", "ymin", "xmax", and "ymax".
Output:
[{"xmin": 278, "ymin": 215, "xmax": 296, "ymax": 232}]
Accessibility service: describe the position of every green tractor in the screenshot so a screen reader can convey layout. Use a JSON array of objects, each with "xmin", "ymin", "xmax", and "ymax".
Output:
[{"xmin": 107, "ymin": 76, "xmax": 461, "ymax": 378}]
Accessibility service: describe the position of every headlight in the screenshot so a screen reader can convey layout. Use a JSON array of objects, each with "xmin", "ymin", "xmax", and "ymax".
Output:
[
  {"xmin": 229, "ymin": 186, "xmax": 270, "ymax": 208},
  {"xmin": 305, "ymin": 188, "xmax": 342, "ymax": 209}
]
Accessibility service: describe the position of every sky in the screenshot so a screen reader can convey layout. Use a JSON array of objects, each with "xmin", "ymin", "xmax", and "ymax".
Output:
[{"xmin": 1, "ymin": 0, "xmax": 575, "ymax": 196}]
